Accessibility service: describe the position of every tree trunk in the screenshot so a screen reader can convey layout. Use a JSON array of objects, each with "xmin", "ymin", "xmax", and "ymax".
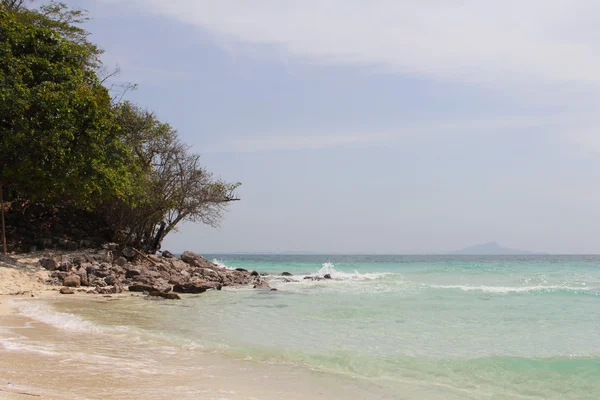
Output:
[{"xmin": 0, "ymin": 182, "xmax": 6, "ymax": 255}]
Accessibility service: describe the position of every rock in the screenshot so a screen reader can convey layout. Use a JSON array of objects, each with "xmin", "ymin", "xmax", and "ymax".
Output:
[
  {"xmin": 152, "ymin": 279, "xmax": 172, "ymax": 293},
  {"xmin": 148, "ymin": 291, "xmax": 181, "ymax": 300},
  {"xmin": 102, "ymin": 242, "xmax": 119, "ymax": 251},
  {"xmin": 66, "ymin": 241, "xmax": 79, "ymax": 251},
  {"xmin": 253, "ymin": 281, "xmax": 271, "ymax": 289},
  {"xmin": 168, "ymin": 273, "xmax": 187, "ymax": 286},
  {"xmin": 270, "ymin": 288, "xmax": 279, "ymax": 291},
  {"xmin": 104, "ymin": 275, "xmax": 117, "ymax": 286},
  {"xmin": 324, "ymin": 274, "xmax": 332, "ymax": 279},
  {"xmin": 128, "ymin": 283, "xmax": 154, "ymax": 293},
  {"xmin": 161, "ymin": 250, "xmax": 174, "ymax": 258},
  {"xmin": 282, "ymin": 278, "xmax": 294, "ymax": 283},
  {"xmin": 281, "ymin": 272, "xmax": 293, "ymax": 276},
  {"xmin": 63, "ymin": 275, "xmax": 81, "ymax": 287},
  {"xmin": 129, "ymin": 278, "xmax": 171, "ymax": 293},
  {"xmin": 173, "ymin": 280, "xmax": 221, "ymax": 294},
  {"xmin": 59, "ymin": 255, "xmax": 72, "ymax": 271},
  {"xmin": 180, "ymin": 251, "xmax": 216, "ymax": 270},
  {"xmin": 122, "ymin": 247, "xmax": 136, "ymax": 260},
  {"xmin": 110, "ymin": 285, "xmax": 122, "ymax": 294},
  {"xmin": 303, "ymin": 276, "xmax": 312, "ymax": 280},
  {"xmin": 125, "ymin": 267, "xmax": 142, "ymax": 279},
  {"xmin": 39, "ymin": 257, "xmax": 58, "ymax": 271},
  {"xmin": 60, "ymin": 287, "xmax": 75, "ymax": 295},
  {"xmin": 250, "ymin": 270, "xmax": 259, "ymax": 276},
  {"xmin": 235, "ymin": 268, "xmax": 248, "ymax": 272},
  {"xmin": 169, "ymin": 260, "xmax": 188, "ymax": 272},
  {"xmin": 76, "ymin": 268, "xmax": 89, "ymax": 286},
  {"xmin": 115, "ymin": 257, "xmax": 127, "ymax": 267}
]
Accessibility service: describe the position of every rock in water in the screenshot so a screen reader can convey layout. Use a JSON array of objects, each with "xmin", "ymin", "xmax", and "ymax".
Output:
[
  {"xmin": 281, "ymin": 272, "xmax": 293, "ymax": 276},
  {"xmin": 63, "ymin": 275, "xmax": 81, "ymax": 287},
  {"xmin": 253, "ymin": 281, "xmax": 271, "ymax": 289},
  {"xmin": 148, "ymin": 291, "xmax": 181, "ymax": 300},
  {"xmin": 173, "ymin": 280, "xmax": 221, "ymax": 294},
  {"xmin": 324, "ymin": 274, "xmax": 332, "ymax": 279}
]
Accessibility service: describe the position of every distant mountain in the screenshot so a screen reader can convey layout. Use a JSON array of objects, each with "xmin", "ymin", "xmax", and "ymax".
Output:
[{"xmin": 451, "ymin": 241, "xmax": 533, "ymax": 255}]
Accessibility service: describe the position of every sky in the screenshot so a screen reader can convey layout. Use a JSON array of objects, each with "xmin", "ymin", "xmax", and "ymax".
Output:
[{"xmin": 65, "ymin": 0, "xmax": 600, "ymax": 253}]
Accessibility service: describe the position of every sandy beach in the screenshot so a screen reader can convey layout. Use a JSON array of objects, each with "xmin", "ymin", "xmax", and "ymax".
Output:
[{"xmin": 0, "ymin": 257, "xmax": 380, "ymax": 400}]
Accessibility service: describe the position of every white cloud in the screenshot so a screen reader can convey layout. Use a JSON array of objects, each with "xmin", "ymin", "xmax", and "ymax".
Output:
[{"xmin": 102, "ymin": 0, "xmax": 600, "ymax": 88}]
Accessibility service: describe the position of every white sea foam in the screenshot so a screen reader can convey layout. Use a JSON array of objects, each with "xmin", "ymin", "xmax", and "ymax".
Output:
[
  {"xmin": 429, "ymin": 284, "xmax": 597, "ymax": 294},
  {"xmin": 0, "ymin": 336, "xmax": 58, "ymax": 355},
  {"xmin": 308, "ymin": 262, "xmax": 392, "ymax": 281},
  {"xmin": 14, "ymin": 301, "xmax": 102, "ymax": 333},
  {"xmin": 212, "ymin": 259, "xmax": 234, "ymax": 270}
]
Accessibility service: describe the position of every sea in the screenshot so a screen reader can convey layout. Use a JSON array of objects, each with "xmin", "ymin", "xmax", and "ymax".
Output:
[{"xmin": 3, "ymin": 254, "xmax": 600, "ymax": 399}]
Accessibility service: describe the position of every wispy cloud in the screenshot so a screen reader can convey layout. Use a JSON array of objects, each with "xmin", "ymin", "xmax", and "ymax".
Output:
[
  {"xmin": 102, "ymin": 0, "xmax": 600, "ymax": 88},
  {"xmin": 205, "ymin": 113, "xmax": 590, "ymax": 153}
]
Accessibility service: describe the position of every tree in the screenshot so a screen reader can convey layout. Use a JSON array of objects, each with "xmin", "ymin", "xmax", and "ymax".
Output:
[
  {"xmin": 1, "ymin": 0, "xmax": 102, "ymax": 67},
  {"xmin": 99, "ymin": 102, "xmax": 240, "ymax": 253},
  {"xmin": 0, "ymin": 9, "xmax": 131, "ymax": 207}
]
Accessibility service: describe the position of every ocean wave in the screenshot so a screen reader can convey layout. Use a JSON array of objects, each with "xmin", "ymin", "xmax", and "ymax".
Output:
[
  {"xmin": 14, "ymin": 301, "xmax": 103, "ymax": 333},
  {"xmin": 429, "ymin": 284, "xmax": 598, "ymax": 294},
  {"xmin": 212, "ymin": 259, "xmax": 235, "ymax": 270},
  {"xmin": 301, "ymin": 262, "xmax": 393, "ymax": 281},
  {"xmin": 0, "ymin": 337, "xmax": 58, "ymax": 355}
]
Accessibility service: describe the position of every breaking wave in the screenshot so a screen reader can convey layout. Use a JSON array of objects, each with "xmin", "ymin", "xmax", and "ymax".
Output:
[
  {"xmin": 14, "ymin": 301, "xmax": 103, "ymax": 333},
  {"xmin": 307, "ymin": 262, "xmax": 392, "ymax": 281},
  {"xmin": 429, "ymin": 284, "xmax": 599, "ymax": 295}
]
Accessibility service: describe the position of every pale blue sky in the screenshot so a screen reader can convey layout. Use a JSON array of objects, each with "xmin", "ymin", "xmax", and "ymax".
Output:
[{"xmin": 67, "ymin": 0, "xmax": 600, "ymax": 253}]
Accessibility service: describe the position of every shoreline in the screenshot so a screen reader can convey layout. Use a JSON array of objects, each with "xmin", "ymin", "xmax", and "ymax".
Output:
[
  {"xmin": 0, "ymin": 293, "xmax": 388, "ymax": 400},
  {"xmin": 0, "ymin": 251, "xmax": 385, "ymax": 400}
]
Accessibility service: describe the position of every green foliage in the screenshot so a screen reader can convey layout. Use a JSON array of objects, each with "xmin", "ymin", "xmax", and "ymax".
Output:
[
  {"xmin": 0, "ymin": 2, "xmax": 240, "ymax": 251},
  {"xmin": 0, "ymin": 9, "xmax": 130, "ymax": 208}
]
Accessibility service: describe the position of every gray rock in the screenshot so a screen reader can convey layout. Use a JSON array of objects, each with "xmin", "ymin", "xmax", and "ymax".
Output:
[
  {"xmin": 281, "ymin": 272, "xmax": 293, "ymax": 276},
  {"xmin": 115, "ymin": 257, "xmax": 127, "ymax": 267}
]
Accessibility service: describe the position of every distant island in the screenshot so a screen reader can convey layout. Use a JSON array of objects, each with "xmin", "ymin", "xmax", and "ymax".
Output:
[{"xmin": 451, "ymin": 241, "xmax": 534, "ymax": 255}]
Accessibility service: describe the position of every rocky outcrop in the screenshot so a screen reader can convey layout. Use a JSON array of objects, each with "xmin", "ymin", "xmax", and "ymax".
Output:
[{"xmin": 41, "ymin": 249, "xmax": 262, "ymax": 298}]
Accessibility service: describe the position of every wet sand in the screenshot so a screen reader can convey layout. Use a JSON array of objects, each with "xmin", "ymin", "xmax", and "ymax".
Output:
[{"xmin": 0, "ymin": 295, "xmax": 385, "ymax": 400}]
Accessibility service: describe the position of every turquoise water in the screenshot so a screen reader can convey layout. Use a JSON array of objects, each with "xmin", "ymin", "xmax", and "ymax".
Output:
[{"xmin": 55, "ymin": 255, "xmax": 600, "ymax": 398}]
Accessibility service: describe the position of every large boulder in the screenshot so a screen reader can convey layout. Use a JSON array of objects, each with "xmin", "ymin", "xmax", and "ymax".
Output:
[
  {"xmin": 63, "ymin": 275, "xmax": 81, "ymax": 288},
  {"xmin": 148, "ymin": 291, "xmax": 181, "ymax": 300},
  {"xmin": 173, "ymin": 280, "xmax": 221, "ymax": 294},
  {"xmin": 129, "ymin": 278, "xmax": 171, "ymax": 293},
  {"xmin": 180, "ymin": 251, "xmax": 219, "ymax": 270},
  {"xmin": 125, "ymin": 267, "xmax": 142, "ymax": 279},
  {"xmin": 128, "ymin": 283, "xmax": 153, "ymax": 293}
]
